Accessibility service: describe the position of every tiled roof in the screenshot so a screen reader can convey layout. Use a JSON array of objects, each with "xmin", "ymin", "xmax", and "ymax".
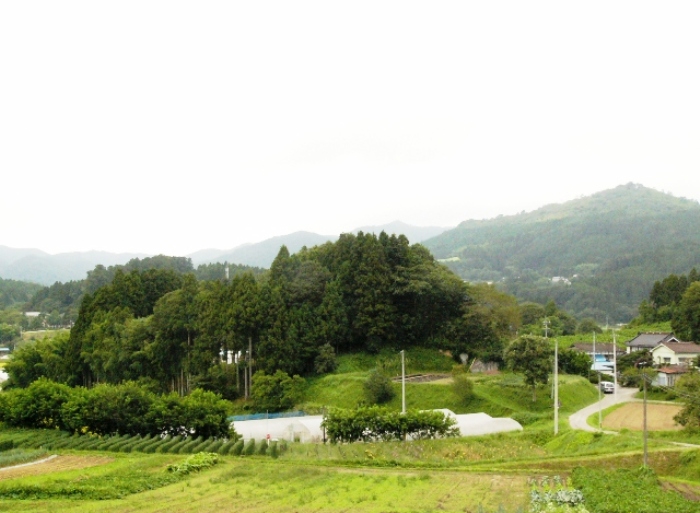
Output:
[
  {"xmin": 657, "ymin": 366, "xmax": 691, "ymax": 375},
  {"xmin": 627, "ymin": 333, "xmax": 677, "ymax": 348},
  {"xmin": 655, "ymin": 342, "xmax": 700, "ymax": 354}
]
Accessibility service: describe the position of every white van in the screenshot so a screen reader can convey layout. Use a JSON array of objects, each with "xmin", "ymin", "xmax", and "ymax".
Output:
[{"xmin": 600, "ymin": 381, "xmax": 614, "ymax": 394}]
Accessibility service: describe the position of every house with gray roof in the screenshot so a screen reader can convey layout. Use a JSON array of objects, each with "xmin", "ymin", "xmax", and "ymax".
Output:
[{"xmin": 626, "ymin": 332, "xmax": 678, "ymax": 353}]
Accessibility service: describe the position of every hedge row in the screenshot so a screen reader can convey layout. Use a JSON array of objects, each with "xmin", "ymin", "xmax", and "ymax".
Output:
[
  {"xmin": 0, "ymin": 429, "xmax": 286, "ymax": 458},
  {"xmin": 0, "ymin": 378, "xmax": 232, "ymax": 439},
  {"xmin": 322, "ymin": 406, "xmax": 459, "ymax": 443}
]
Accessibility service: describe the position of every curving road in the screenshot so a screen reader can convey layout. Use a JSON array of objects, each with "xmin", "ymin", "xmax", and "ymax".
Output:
[{"xmin": 568, "ymin": 386, "xmax": 638, "ymax": 433}]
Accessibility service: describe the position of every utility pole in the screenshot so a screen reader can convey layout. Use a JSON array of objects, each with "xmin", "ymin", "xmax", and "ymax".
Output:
[
  {"xmin": 401, "ymin": 350, "xmax": 406, "ymax": 414},
  {"xmin": 247, "ymin": 337, "xmax": 253, "ymax": 399},
  {"xmin": 594, "ymin": 332, "xmax": 602, "ymax": 428},
  {"xmin": 643, "ymin": 367, "xmax": 649, "ymax": 467},
  {"xmin": 554, "ymin": 337, "xmax": 559, "ymax": 435},
  {"xmin": 613, "ymin": 329, "xmax": 618, "ymax": 402}
]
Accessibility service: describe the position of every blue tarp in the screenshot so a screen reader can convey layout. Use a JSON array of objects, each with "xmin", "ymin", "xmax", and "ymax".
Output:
[{"xmin": 228, "ymin": 411, "xmax": 306, "ymax": 422}]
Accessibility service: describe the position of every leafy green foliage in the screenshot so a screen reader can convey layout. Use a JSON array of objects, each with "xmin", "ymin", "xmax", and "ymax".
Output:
[
  {"xmin": 363, "ymin": 370, "xmax": 396, "ymax": 405},
  {"xmin": 0, "ymin": 381, "xmax": 233, "ymax": 439},
  {"xmin": 167, "ymin": 452, "xmax": 219, "ymax": 474},
  {"xmin": 504, "ymin": 335, "xmax": 553, "ymax": 401},
  {"xmin": 314, "ymin": 343, "xmax": 338, "ymax": 374},
  {"xmin": 673, "ymin": 373, "xmax": 700, "ymax": 428},
  {"xmin": 450, "ymin": 374, "xmax": 474, "ymax": 405},
  {"xmin": 572, "ymin": 466, "xmax": 699, "ymax": 513},
  {"xmin": 250, "ymin": 370, "xmax": 307, "ymax": 412},
  {"xmin": 322, "ymin": 406, "xmax": 459, "ymax": 443},
  {"xmin": 558, "ymin": 348, "xmax": 591, "ymax": 377},
  {"xmin": 0, "ymin": 377, "xmax": 72, "ymax": 429},
  {"xmin": 426, "ymin": 184, "xmax": 700, "ymax": 322}
]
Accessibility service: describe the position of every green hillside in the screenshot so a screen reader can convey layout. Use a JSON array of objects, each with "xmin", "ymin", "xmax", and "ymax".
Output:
[{"xmin": 423, "ymin": 184, "xmax": 700, "ymax": 322}]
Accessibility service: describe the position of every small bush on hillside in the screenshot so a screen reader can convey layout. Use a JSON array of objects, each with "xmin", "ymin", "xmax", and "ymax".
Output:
[
  {"xmin": 314, "ymin": 343, "xmax": 338, "ymax": 374},
  {"xmin": 363, "ymin": 370, "xmax": 395, "ymax": 405},
  {"xmin": 451, "ymin": 374, "xmax": 474, "ymax": 405}
]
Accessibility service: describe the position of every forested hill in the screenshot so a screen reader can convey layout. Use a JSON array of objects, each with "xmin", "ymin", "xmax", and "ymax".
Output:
[{"xmin": 422, "ymin": 183, "xmax": 700, "ymax": 322}]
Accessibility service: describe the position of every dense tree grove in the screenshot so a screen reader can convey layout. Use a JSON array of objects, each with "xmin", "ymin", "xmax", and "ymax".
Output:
[
  {"xmin": 5, "ymin": 232, "xmax": 512, "ymax": 403},
  {"xmin": 19, "ymin": 256, "xmax": 264, "ymax": 327},
  {"xmin": 0, "ymin": 378, "xmax": 231, "ymax": 438},
  {"xmin": 634, "ymin": 268, "xmax": 700, "ymax": 341}
]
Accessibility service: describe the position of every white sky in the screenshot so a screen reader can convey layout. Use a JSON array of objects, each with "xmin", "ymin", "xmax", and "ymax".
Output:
[{"xmin": 1, "ymin": 1, "xmax": 699, "ymax": 256}]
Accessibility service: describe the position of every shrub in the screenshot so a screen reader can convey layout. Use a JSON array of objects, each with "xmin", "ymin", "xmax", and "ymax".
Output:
[
  {"xmin": 451, "ymin": 374, "xmax": 474, "ymax": 405},
  {"xmin": 157, "ymin": 435, "xmax": 183, "ymax": 454},
  {"xmin": 243, "ymin": 439, "xmax": 256, "ymax": 456},
  {"xmin": 167, "ymin": 437, "xmax": 191, "ymax": 454},
  {"xmin": 178, "ymin": 436, "xmax": 203, "ymax": 454},
  {"xmin": 363, "ymin": 370, "xmax": 395, "ymax": 405},
  {"xmin": 130, "ymin": 434, "xmax": 155, "ymax": 452},
  {"xmin": 167, "ymin": 452, "xmax": 219, "ymax": 475},
  {"xmin": 142, "ymin": 435, "xmax": 168, "ymax": 453},
  {"xmin": 190, "ymin": 438, "xmax": 214, "ymax": 454},
  {"xmin": 0, "ymin": 378, "xmax": 72, "ymax": 430},
  {"xmin": 314, "ymin": 343, "xmax": 338, "ymax": 374},
  {"xmin": 230, "ymin": 440, "xmax": 245, "ymax": 456},
  {"xmin": 119, "ymin": 435, "xmax": 143, "ymax": 453},
  {"xmin": 257, "ymin": 440, "xmax": 268, "ymax": 455},
  {"xmin": 205, "ymin": 440, "xmax": 224, "ymax": 453},
  {"xmin": 250, "ymin": 371, "xmax": 307, "ymax": 412},
  {"xmin": 269, "ymin": 441, "xmax": 279, "ymax": 459},
  {"xmin": 322, "ymin": 406, "xmax": 458, "ymax": 443}
]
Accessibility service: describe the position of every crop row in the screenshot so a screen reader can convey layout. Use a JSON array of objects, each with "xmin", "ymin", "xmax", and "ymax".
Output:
[{"xmin": 0, "ymin": 430, "xmax": 285, "ymax": 459}]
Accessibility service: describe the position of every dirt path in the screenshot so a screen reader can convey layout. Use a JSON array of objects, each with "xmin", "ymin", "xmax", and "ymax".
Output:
[
  {"xmin": 568, "ymin": 386, "xmax": 638, "ymax": 433},
  {"xmin": 0, "ymin": 455, "xmax": 114, "ymax": 480}
]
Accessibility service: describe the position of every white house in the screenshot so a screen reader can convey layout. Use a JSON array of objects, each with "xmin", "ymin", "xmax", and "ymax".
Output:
[{"xmin": 651, "ymin": 342, "xmax": 700, "ymax": 367}]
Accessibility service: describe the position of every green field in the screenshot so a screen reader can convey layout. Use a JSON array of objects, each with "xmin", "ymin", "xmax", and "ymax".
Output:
[{"xmin": 0, "ymin": 348, "xmax": 698, "ymax": 512}]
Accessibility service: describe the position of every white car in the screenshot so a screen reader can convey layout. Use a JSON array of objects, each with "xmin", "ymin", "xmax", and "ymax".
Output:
[{"xmin": 600, "ymin": 381, "xmax": 614, "ymax": 394}]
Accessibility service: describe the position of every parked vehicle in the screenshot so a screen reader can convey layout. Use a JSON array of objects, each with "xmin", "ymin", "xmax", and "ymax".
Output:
[{"xmin": 600, "ymin": 381, "xmax": 614, "ymax": 394}]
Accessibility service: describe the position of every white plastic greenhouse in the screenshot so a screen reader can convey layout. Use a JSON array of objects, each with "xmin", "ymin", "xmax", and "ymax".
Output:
[{"xmin": 231, "ymin": 410, "xmax": 521, "ymax": 442}]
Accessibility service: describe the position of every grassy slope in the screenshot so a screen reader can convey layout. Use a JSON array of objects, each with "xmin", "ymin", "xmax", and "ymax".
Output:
[
  {"xmin": 0, "ymin": 347, "xmax": 698, "ymax": 512},
  {"xmin": 304, "ymin": 350, "xmax": 598, "ymax": 421}
]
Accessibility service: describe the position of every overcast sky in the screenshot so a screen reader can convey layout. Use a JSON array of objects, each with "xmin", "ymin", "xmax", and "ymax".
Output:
[{"xmin": 2, "ymin": 1, "xmax": 698, "ymax": 256}]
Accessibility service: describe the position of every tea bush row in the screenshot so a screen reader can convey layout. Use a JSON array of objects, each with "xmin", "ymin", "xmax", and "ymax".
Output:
[{"xmin": 0, "ymin": 429, "xmax": 286, "ymax": 458}]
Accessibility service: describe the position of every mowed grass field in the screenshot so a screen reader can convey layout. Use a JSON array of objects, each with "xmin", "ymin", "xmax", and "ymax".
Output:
[
  {"xmin": 0, "ymin": 456, "xmax": 531, "ymax": 513},
  {"xmin": 603, "ymin": 403, "xmax": 683, "ymax": 431}
]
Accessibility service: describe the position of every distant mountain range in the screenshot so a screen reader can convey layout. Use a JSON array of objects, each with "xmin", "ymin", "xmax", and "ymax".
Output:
[
  {"xmin": 0, "ymin": 247, "xmax": 148, "ymax": 285},
  {"xmin": 0, "ymin": 221, "xmax": 449, "ymax": 285},
  {"xmin": 6, "ymin": 184, "xmax": 700, "ymax": 323},
  {"xmin": 422, "ymin": 183, "xmax": 700, "ymax": 322}
]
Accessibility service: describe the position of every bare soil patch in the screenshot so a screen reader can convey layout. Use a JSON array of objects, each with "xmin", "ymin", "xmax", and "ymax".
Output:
[
  {"xmin": 661, "ymin": 480, "xmax": 700, "ymax": 502},
  {"xmin": 602, "ymin": 402, "xmax": 683, "ymax": 431},
  {"xmin": 392, "ymin": 373, "xmax": 450, "ymax": 383},
  {"xmin": 0, "ymin": 455, "xmax": 114, "ymax": 480}
]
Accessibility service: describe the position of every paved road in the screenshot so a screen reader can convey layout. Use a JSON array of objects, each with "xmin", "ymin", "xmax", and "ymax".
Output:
[{"xmin": 568, "ymin": 386, "xmax": 638, "ymax": 433}]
